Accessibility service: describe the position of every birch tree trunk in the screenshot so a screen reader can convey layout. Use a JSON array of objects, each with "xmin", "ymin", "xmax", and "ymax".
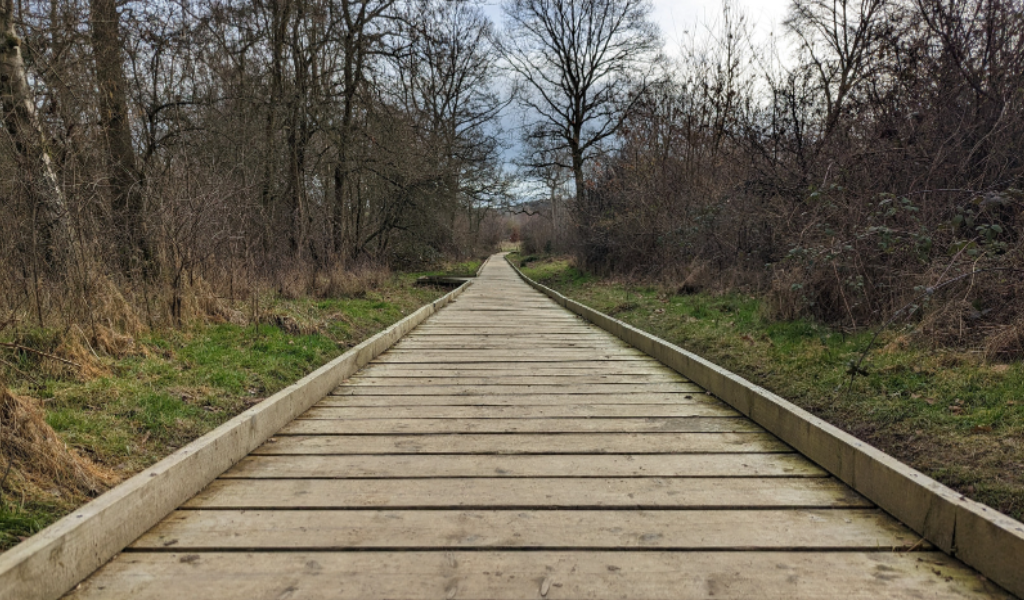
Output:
[{"xmin": 0, "ymin": 0, "xmax": 75, "ymax": 269}]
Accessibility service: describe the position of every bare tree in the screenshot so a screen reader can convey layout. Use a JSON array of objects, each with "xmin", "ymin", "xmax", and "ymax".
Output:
[
  {"xmin": 785, "ymin": 0, "xmax": 889, "ymax": 139},
  {"xmin": 1, "ymin": 0, "xmax": 75, "ymax": 268},
  {"xmin": 500, "ymin": 0, "xmax": 661, "ymax": 205},
  {"xmin": 90, "ymin": 0, "xmax": 146, "ymax": 269}
]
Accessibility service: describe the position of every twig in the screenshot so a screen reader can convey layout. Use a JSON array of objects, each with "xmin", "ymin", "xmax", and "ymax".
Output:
[
  {"xmin": 0, "ymin": 343, "xmax": 82, "ymax": 369},
  {"xmin": 0, "ymin": 405, "xmax": 11, "ymax": 505},
  {"xmin": 0, "ymin": 356, "xmax": 39, "ymax": 383},
  {"xmin": 0, "ymin": 455, "xmax": 12, "ymax": 506}
]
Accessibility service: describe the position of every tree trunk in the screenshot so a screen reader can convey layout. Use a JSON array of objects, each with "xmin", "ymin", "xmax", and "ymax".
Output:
[
  {"xmin": 90, "ymin": 0, "xmax": 146, "ymax": 270},
  {"xmin": 0, "ymin": 0, "xmax": 75, "ymax": 269}
]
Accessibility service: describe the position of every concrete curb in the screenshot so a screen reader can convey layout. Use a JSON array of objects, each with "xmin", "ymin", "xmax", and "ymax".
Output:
[
  {"xmin": 507, "ymin": 256, "xmax": 1023, "ymax": 598},
  {"xmin": 0, "ymin": 280, "xmax": 472, "ymax": 600}
]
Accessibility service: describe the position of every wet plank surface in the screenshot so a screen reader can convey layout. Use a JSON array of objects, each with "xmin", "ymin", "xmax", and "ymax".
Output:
[{"xmin": 65, "ymin": 255, "xmax": 1010, "ymax": 599}]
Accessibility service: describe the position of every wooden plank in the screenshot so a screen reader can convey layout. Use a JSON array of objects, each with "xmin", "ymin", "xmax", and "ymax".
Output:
[
  {"xmin": 410, "ymin": 327, "xmax": 609, "ymax": 333},
  {"xmin": 383, "ymin": 349, "xmax": 645, "ymax": 357},
  {"xmin": 278, "ymin": 417, "xmax": 764, "ymax": 435},
  {"xmin": 300, "ymin": 404, "xmax": 739, "ymax": 419},
  {"xmin": 422, "ymin": 321, "xmax": 585, "ymax": 327},
  {"xmin": 372, "ymin": 355, "xmax": 652, "ymax": 364},
  {"xmin": 391, "ymin": 342, "xmax": 636, "ymax": 350},
  {"xmin": 330, "ymin": 384, "xmax": 704, "ymax": 395},
  {"xmin": 406, "ymin": 331, "xmax": 612, "ymax": 336},
  {"xmin": 185, "ymin": 477, "xmax": 868, "ymax": 509},
  {"xmin": 131, "ymin": 508, "xmax": 921, "ymax": 550},
  {"xmin": 427, "ymin": 319, "xmax": 571, "ymax": 322},
  {"xmin": 221, "ymin": 453, "xmax": 825, "ymax": 478},
  {"xmin": 251, "ymin": 432, "xmax": 788, "ymax": 455},
  {"xmin": 353, "ymin": 369, "xmax": 686, "ymax": 379},
  {"xmin": 64, "ymin": 551, "xmax": 1012, "ymax": 600},
  {"xmin": 361, "ymin": 362, "xmax": 678, "ymax": 373},
  {"xmin": 317, "ymin": 393, "xmax": 718, "ymax": 406},
  {"xmin": 344, "ymin": 375, "xmax": 688, "ymax": 386},
  {"xmin": 403, "ymin": 331, "xmax": 612, "ymax": 336},
  {"xmin": 429, "ymin": 306, "xmax": 564, "ymax": 310},
  {"xmin": 426, "ymin": 313, "xmax": 577, "ymax": 318}
]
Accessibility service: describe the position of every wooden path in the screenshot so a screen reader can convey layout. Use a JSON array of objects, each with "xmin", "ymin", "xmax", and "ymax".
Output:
[{"xmin": 66, "ymin": 257, "xmax": 1009, "ymax": 599}]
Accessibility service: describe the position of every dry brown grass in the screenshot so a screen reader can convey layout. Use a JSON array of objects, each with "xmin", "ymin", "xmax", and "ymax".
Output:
[
  {"xmin": 314, "ymin": 263, "xmax": 391, "ymax": 299},
  {"xmin": 985, "ymin": 318, "xmax": 1024, "ymax": 361},
  {"xmin": 0, "ymin": 388, "xmax": 118, "ymax": 507}
]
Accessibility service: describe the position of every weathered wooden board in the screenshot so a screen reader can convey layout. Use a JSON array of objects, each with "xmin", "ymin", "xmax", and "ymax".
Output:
[
  {"xmin": 221, "ymin": 453, "xmax": 825, "ymax": 478},
  {"xmin": 278, "ymin": 416, "xmax": 764, "ymax": 435},
  {"xmin": 402, "ymin": 331, "xmax": 612, "ymax": 336},
  {"xmin": 383, "ymin": 350, "xmax": 647, "ymax": 359},
  {"xmin": 357, "ymin": 365, "xmax": 681, "ymax": 376},
  {"xmin": 131, "ymin": 508, "xmax": 921, "ymax": 550},
  {"xmin": 330, "ymin": 383, "xmax": 705, "ymax": 395},
  {"xmin": 299, "ymin": 403, "xmax": 739, "ymax": 419},
  {"xmin": 184, "ymin": 477, "xmax": 869, "ymax": 509},
  {"xmin": 408, "ymin": 328, "xmax": 612, "ymax": 335},
  {"xmin": 318, "ymin": 393, "xmax": 719, "ymax": 407},
  {"xmin": 342, "ymin": 372, "xmax": 688, "ymax": 382},
  {"xmin": 400, "ymin": 329, "xmax": 616, "ymax": 334},
  {"xmin": 63, "ymin": 551, "xmax": 1012, "ymax": 600},
  {"xmin": 372, "ymin": 355, "xmax": 653, "ymax": 363},
  {"xmin": 251, "ymin": 432, "xmax": 788, "ymax": 455},
  {"xmin": 390, "ymin": 342, "xmax": 635, "ymax": 350}
]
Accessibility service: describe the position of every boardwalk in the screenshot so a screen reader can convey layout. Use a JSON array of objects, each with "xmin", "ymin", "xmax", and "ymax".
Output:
[{"xmin": 66, "ymin": 257, "xmax": 1008, "ymax": 599}]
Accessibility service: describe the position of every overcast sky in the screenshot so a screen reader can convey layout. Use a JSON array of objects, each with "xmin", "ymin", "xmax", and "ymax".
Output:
[
  {"xmin": 652, "ymin": 0, "xmax": 791, "ymax": 56},
  {"xmin": 483, "ymin": 0, "xmax": 793, "ymax": 57}
]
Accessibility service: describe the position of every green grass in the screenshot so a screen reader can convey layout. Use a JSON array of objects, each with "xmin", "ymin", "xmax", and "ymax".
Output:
[
  {"xmin": 0, "ymin": 504, "xmax": 60, "ymax": 550},
  {"xmin": 0, "ymin": 279, "xmax": 443, "ymax": 549},
  {"xmin": 521, "ymin": 256, "xmax": 1024, "ymax": 522}
]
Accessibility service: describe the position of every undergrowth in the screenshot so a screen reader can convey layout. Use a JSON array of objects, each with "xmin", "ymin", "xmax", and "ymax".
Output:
[
  {"xmin": 414, "ymin": 259, "xmax": 483, "ymax": 279},
  {"xmin": 520, "ymin": 255, "xmax": 1024, "ymax": 522},
  {"xmin": 0, "ymin": 274, "xmax": 445, "ymax": 550}
]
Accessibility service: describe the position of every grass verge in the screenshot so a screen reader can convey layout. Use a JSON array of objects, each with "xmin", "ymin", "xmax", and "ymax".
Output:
[
  {"xmin": 518, "ymin": 255, "xmax": 1024, "ymax": 522},
  {"xmin": 0, "ymin": 276, "xmax": 444, "ymax": 550}
]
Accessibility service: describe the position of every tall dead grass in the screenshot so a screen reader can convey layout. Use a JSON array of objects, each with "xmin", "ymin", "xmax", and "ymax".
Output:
[{"xmin": 0, "ymin": 388, "xmax": 118, "ymax": 507}]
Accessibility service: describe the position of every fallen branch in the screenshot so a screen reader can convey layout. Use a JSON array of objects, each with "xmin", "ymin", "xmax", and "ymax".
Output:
[{"xmin": 0, "ymin": 342, "xmax": 82, "ymax": 369}]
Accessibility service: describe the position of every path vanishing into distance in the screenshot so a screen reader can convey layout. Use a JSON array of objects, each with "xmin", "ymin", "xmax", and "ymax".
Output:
[{"xmin": 65, "ymin": 256, "xmax": 1010, "ymax": 599}]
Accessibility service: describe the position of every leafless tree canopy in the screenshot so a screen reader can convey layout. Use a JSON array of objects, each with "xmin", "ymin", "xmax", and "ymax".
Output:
[{"xmin": 500, "ymin": 0, "xmax": 661, "ymax": 201}]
